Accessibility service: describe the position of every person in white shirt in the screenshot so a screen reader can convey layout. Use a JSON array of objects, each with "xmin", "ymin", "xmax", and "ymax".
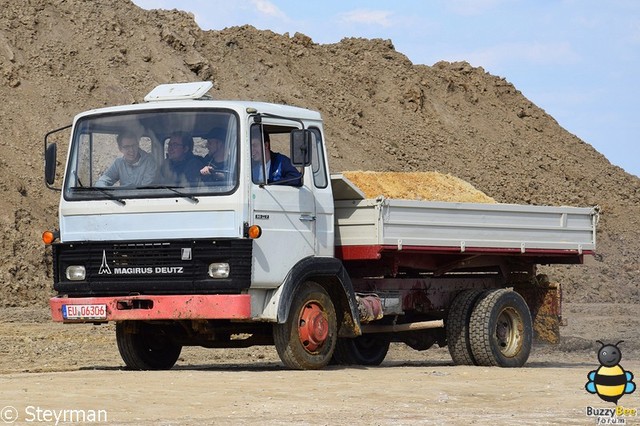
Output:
[{"xmin": 96, "ymin": 132, "xmax": 157, "ymax": 187}]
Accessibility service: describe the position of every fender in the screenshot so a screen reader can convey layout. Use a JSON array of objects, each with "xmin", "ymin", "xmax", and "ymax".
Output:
[{"xmin": 276, "ymin": 256, "xmax": 361, "ymax": 337}]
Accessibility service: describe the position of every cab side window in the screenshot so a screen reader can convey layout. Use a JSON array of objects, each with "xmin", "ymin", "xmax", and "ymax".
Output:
[
  {"xmin": 309, "ymin": 128, "xmax": 327, "ymax": 188},
  {"xmin": 251, "ymin": 124, "xmax": 302, "ymax": 186}
]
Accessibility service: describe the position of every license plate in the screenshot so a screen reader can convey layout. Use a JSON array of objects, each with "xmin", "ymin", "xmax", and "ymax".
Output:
[{"xmin": 62, "ymin": 304, "xmax": 107, "ymax": 320}]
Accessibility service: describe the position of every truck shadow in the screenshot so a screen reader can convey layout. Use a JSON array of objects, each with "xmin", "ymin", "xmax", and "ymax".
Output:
[{"xmin": 79, "ymin": 359, "xmax": 594, "ymax": 372}]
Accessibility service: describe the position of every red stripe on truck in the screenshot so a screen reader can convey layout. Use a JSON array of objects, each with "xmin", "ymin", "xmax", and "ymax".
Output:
[{"xmin": 335, "ymin": 244, "xmax": 593, "ymax": 260}]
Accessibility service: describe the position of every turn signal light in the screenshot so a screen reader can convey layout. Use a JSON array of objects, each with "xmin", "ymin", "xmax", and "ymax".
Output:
[
  {"xmin": 247, "ymin": 225, "xmax": 262, "ymax": 239},
  {"xmin": 42, "ymin": 230, "xmax": 58, "ymax": 245}
]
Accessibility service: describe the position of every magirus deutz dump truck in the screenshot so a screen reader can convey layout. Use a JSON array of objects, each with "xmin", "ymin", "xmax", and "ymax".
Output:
[{"xmin": 43, "ymin": 82, "xmax": 598, "ymax": 370}]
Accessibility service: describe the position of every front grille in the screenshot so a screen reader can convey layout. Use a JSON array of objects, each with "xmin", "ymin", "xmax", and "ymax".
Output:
[
  {"xmin": 53, "ymin": 239, "xmax": 252, "ymax": 296},
  {"xmin": 111, "ymin": 242, "xmax": 174, "ymax": 267}
]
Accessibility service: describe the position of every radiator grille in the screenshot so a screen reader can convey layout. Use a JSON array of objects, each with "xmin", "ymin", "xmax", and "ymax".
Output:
[{"xmin": 53, "ymin": 239, "xmax": 252, "ymax": 296}]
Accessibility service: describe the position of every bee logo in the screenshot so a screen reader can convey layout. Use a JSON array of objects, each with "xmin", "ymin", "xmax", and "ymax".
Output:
[{"xmin": 585, "ymin": 340, "xmax": 636, "ymax": 404}]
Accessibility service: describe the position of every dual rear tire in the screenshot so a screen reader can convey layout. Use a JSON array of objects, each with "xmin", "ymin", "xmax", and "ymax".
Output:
[{"xmin": 446, "ymin": 289, "xmax": 532, "ymax": 367}]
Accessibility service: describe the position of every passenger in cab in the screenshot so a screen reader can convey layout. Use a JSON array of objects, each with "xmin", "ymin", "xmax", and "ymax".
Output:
[
  {"xmin": 96, "ymin": 132, "xmax": 157, "ymax": 187},
  {"xmin": 159, "ymin": 132, "xmax": 204, "ymax": 186}
]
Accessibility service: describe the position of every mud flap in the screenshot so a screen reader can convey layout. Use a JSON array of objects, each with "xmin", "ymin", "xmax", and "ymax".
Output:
[{"xmin": 514, "ymin": 277, "xmax": 562, "ymax": 344}]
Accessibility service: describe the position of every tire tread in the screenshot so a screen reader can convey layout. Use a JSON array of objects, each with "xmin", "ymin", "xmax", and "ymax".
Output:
[
  {"xmin": 446, "ymin": 289, "xmax": 486, "ymax": 365},
  {"xmin": 116, "ymin": 321, "xmax": 182, "ymax": 370},
  {"xmin": 468, "ymin": 289, "xmax": 532, "ymax": 367}
]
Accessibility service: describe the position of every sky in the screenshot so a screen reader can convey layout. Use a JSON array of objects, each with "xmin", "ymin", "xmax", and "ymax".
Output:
[{"xmin": 132, "ymin": 0, "xmax": 640, "ymax": 177}]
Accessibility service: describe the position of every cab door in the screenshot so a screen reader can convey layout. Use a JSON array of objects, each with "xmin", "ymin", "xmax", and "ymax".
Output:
[{"xmin": 249, "ymin": 124, "xmax": 316, "ymax": 288}]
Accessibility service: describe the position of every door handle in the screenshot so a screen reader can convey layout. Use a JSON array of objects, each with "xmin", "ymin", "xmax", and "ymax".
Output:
[{"xmin": 299, "ymin": 214, "xmax": 316, "ymax": 221}]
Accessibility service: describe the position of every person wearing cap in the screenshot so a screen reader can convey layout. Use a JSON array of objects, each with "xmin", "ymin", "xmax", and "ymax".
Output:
[
  {"xmin": 250, "ymin": 126, "xmax": 302, "ymax": 186},
  {"xmin": 200, "ymin": 127, "xmax": 228, "ymax": 181},
  {"xmin": 96, "ymin": 132, "xmax": 157, "ymax": 187}
]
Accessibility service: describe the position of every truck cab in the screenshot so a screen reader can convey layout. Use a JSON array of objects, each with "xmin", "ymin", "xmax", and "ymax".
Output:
[{"xmin": 45, "ymin": 82, "xmax": 359, "ymax": 370}]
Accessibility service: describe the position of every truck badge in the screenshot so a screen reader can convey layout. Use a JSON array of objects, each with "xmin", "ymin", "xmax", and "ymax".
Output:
[
  {"xmin": 181, "ymin": 248, "xmax": 192, "ymax": 261},
  {"xmin": 98, "ymin": 250, "xmax": 112, "ymax": 275}
]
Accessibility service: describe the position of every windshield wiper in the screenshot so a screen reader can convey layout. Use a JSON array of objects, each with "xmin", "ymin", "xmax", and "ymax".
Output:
[
  {"xmin": 71, "ymin": 186, "xmax": 126, "ymax": 206},
  {"xmin": 138, "ymin": 185, "xmax": 199, "ymax": 204}
]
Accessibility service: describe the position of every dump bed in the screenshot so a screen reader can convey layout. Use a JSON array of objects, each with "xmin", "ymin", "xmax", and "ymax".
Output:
[{"xmin": 331, "ymin": 175, "xmax": 597, "ymax": 256}]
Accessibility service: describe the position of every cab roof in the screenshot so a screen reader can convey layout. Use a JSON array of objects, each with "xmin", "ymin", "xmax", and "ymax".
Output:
[{"xmin": 74, "ymin": 82, "xmax": 322, "ymax": 122}]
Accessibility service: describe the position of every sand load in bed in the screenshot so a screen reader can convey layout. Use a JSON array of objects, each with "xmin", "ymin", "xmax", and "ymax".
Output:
[{"xmin": 341, "ymin": 171, "xmax": 496, "ymax": 203}]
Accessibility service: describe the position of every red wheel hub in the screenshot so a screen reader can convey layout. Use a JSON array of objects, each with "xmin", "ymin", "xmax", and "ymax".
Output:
[{"xmin": 298, "ymin": 301, "xmax": 329, "ymax": 352}]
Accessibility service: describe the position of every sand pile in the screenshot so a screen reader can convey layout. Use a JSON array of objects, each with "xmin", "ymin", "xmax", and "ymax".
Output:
[
  {"xmin": 342, "ymin": 171, "xmax": 496, "ymax": 203},
  {"xmin": 0, "ymin": 0, "xmax": 637, "ymax": 305}
]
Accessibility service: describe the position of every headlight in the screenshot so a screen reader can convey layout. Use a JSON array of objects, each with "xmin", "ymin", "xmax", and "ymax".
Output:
[
  {"xmin": 208, "ymin": 263, "xmax": 230, "ymax": 278},
  {"xmin": 66, "ymin": 265, "xmax": 86, "ymax": 280}
]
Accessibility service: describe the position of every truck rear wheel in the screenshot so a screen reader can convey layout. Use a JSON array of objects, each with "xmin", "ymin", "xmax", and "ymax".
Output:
[
  {"xmin": 116, "ymin": 321, "xmax": 182, "ymax": 370},
  {"xmin": 273, "ymin": 281, "xmax": 337, "ymax": 370},
  {"xmin": 469, "ymin": 289, "xmax": 532, "ymax": 367},
  {"xmin": 333, "ymin": 335, "xmax": 390, "ymax": 366},
  {"xmin": 446, "ymin": 288, "xmax": 485, "ymax": 365}
]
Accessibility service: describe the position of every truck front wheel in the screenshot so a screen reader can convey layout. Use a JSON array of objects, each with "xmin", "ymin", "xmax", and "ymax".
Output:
[
  {"xmin": 469, "ymin": 289, "xmax": 532, "ymax": 367},
  {"xmin": 116, "ymin": 321, "xmax": 182, "ymax": 370},
  {"xmin": 273, "ymin": 281, "xmax": 337, "ymax": 370}
]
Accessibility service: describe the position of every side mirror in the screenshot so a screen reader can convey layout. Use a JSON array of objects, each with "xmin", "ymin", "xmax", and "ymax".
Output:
[
  {"xmin": 44, "ymin": 124, "xmax": 71, "ymax": 191},
  {"xmin": 290, "ymin": 129, "xmax": 312, "ymax": 167},
  {"xmin": 45, "ymin": 143, "xmax": 57, "ymax": 186}
]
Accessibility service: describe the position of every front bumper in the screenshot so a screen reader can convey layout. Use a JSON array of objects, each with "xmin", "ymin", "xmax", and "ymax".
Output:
[{"xmin": 50, "ymin": 294, "xmax": 252, "ymax": 323}]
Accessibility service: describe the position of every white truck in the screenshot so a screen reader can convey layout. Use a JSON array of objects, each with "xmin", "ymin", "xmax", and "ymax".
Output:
[{"xmin": 43, "ymin": 82, "xmax": 598, "ymax": 370}]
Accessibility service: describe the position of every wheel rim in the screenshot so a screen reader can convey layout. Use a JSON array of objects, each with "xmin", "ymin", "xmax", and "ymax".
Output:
[
  {"xmin": 298, "ymin": 301, "xmax": 329, "ymax": 353},
  {"xmin": 495, "ymin": 307, "xmax": 524, "ymax": 357}
]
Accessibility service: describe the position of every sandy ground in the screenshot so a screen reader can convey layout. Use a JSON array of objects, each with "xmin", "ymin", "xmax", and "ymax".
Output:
[{"xmin": 0, "ymin": 304, "xmax": 639, "ymax": 425}]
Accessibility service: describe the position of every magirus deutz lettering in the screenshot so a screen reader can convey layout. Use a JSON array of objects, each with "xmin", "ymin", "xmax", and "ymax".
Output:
[{"xmin": 112, "ymin": 266, "xmax": 184, "ymax": 275}]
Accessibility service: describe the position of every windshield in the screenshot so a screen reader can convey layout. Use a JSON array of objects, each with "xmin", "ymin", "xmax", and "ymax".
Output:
[{"xmin": 63, "ymin": 109, "xmax": 239, "ymax": 201}]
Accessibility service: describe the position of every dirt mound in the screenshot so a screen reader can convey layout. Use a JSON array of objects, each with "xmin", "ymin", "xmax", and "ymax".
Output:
[
  {"xmin": 0, "ymin": 0, "xmax": 638, "ymax": 306},
  {"xmin": 342, "ymin": 171, "xmax": 496, "ymax": 203}
]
